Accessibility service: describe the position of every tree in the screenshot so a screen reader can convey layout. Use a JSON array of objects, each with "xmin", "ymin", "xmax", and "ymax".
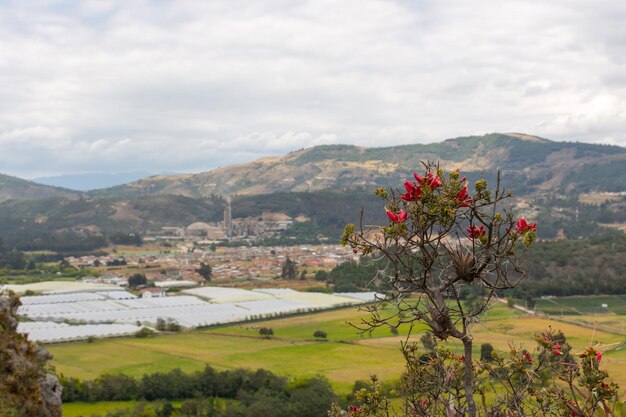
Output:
[
  {"xmin": 195, "ymin": 262, "xmax": 213, "ymax": 282},
  {"xmin": 281, "ymin": 257, "xmax": 297, "ymax": 280},
  {"xmin": 313, "ymin": 330, "xmax": 327, "ymax": 340},
  {"xmin": 259, "ymin": 327, "xmax": 274, "ymax": 338},
  {"xmin": 340, "ymin": 165, "xmax": 537, "ymax": 417},
  {"xmin": 128, "ymin": 273, "xmax": 147, "ymax": 288},
  {"xmin": 480, "ymin": 343, "xmax": 494, "ymax": 362},
  {"xmin": 134, "ymin": 328, "xmax": 155, "ymax": 338},
  {"xmin": 332, "ymin": 166, "xmax": 624, "ymax": 417},
  {"xmin": 314, "ymin": 270, "xmax": 329, "ymax": 281}
]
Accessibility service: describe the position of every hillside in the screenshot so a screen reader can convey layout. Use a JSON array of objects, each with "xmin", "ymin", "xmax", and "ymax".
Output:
[
  {"xmin": 0, "ymin": 174, "xmax": 79, "ymax": 202},
  {"xmin": 90, "ymin": 133, "xmax": 626, "ymax": 198}
]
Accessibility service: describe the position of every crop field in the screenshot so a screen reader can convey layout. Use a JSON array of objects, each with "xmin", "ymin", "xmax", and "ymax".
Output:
[{"xmin": 50, "ymin": 300, "xmax": 626, "ymax": 416}]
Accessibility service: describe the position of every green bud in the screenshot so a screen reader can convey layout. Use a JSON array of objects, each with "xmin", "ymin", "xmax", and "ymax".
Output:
[
  {"xmin": 475, "ymin": 178, "xmax": 487, "ymax": 192},
  {"xmin": 522, "ymin": 230, "xmax": 536, "ymax": 248},
  {"xmin": 340, "ymin": 224, "xmax": 355, "ymax": 246},
  {"xmin": 375, "ymin": 187, "xmax": 389, "ymax": 199}
]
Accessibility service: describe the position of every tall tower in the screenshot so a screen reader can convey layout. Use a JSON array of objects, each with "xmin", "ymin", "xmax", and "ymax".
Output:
[{"xmin": 224, "ymin": 196, "xmax": 232, "ymax": 238}]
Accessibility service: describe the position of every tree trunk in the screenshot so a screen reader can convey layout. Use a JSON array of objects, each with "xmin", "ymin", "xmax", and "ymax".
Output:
[{"xmin": 463, "ymin": 337, "xmax": 477, "ymax": 417}]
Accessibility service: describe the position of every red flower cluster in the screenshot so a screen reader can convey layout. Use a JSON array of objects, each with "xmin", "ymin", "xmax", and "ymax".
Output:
[
  {"xmin": 466, "ymin": 225, "xmax": 485, "ymax": 239},
  {"xmin": 386, "ymin": 209, "xmax": 407, "ymax": 223},
  {"xmin": 523, "ymin": 352, "xmax": 533, "ymax": 364},
  {"xmin": 515, "ymin": 217, "xmax": 536, "ymax": 234},
  {"xmin": 414, "ymin": 172, "xmax": 442, "ymax": 190},
  {"xmin": 401, "ymin": 180, "xmax": 421, "ymax": 201},
  {"xmin": 456, "ymin": 184, "xmax": 472, "ymax": 207},
  {"xmin": 553, "ymin": 344, "xmax": 563, "ymax": 355},
  {"xmin": 348, "ymin": 405, "xmax": 362, "ymax": 413}
]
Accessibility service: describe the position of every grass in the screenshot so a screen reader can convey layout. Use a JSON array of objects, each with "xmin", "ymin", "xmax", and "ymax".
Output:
[{"xmin": 63, "ymin": 401, "xmax": 140, "ymax": 417}]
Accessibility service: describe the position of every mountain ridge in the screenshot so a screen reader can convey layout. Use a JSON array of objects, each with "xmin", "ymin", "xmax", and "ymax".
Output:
[
  {"xmin": 0, "ymin": 173, "xmax": 80, "ymax": 203},
  {"xmin": 88, "ymin": 133, "xmax": 626, "ymax": 198}
]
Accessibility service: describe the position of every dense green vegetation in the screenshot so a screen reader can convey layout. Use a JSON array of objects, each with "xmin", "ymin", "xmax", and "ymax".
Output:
[
  {"xmin": 520, "ymin": 233, "xmax": 626, "ymax": 296},
  {"xmin": 60, "ymin": 366, "xmax": 336, "ymax": 417}
]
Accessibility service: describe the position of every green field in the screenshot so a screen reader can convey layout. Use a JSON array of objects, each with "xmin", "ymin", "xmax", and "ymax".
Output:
[
  {"xmin": 49, "ymin": 300, "xmax": 626, "ymax": 410},
  {"xmin": 533, "ymin": 295, "xmax": 626, "ymax": 315},
  {"xmin": 63, "ymin": 401, "xmax": 141, "ymax": 417}
]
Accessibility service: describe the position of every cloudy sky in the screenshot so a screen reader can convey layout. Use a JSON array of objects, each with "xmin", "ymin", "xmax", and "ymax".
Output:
[{"xmin": 1, "ymin": 0, "xmax": 625, "ymax": 178}]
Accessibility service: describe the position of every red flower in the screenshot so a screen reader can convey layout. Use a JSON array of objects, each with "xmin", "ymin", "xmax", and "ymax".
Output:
[
  {"xmin": 349, "ymin": 405, "xmax": 362, "ymax": 413},
  {"xmin": 413, "ymin": 172, "xmax": 441, "ymax": 189},
  {"xmin": 456, "ymin": 185, "xmax": 472, "ymax": 207},
  {"xmin": 466, "ymin": 225, "xmax": 485, "ymax": 239},
  {"xmin": 401, "ymin": 180, "xmax": 422, "ymax": 201},
  {"xmin": 523, "ymin": 352, "xmax": 533, "ymax": 364},
  {"xmin": 553, "ymin": 344, "xmax": 563, "ymax": 355},
  {"xmin": 460, "ymin": 176, "xmax": 466, "ymax": 182},
  {"xmin": 386, "ymin": 209, "xmax": 407, "ymax": 223},
  {"xmin": 596, "ymin": 352, "xmax": 602, "ymax": 362},
  {"xmin": 420, "ymin": 399, "xmax": 428, "ymax": 408},
  {"xmin": 515, "ymin": 217, "xmax": 537, "ymax": 234}
]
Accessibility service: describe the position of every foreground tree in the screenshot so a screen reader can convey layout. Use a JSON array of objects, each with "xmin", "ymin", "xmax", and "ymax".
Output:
[
  {"xmin": 335, "ymin": 164, "xmax": 622, "ymax": 416},
  {"xmin": 340, "ymin": 164, "xmax": 539, "ymax": 417}
]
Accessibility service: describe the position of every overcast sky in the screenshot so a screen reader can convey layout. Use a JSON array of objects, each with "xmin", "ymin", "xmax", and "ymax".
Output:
[{"xmin": 1, "ymin": 0, "xmax": 625, "ymax": 178}]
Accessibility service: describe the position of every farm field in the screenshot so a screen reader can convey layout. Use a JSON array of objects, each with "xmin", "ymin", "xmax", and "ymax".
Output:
[
  {"xmin": 533, "ymin": 295, "xmax": 626, "ymax": 316},
  {"xmin": 50, "ymin": 301, "xmax": 626, "ymax": 406}
]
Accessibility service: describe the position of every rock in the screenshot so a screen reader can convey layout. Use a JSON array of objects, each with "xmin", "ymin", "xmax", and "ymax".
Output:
[{"xmin": 0, "ymin": 293, "xmax": 62, "ymax": 417}]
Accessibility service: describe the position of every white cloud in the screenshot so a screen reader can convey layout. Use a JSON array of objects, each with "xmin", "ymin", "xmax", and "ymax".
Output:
[{"xmin": 0, "ymin": 0, "xmax": 624, "ymax": 177}]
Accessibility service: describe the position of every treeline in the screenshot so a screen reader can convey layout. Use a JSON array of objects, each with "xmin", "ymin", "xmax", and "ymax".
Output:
[
  {"xmin": 321, "ymin": 233, "xmax": 626, "ymax": 297},
  {"xmin": 61, "ymin": 366, "xmax": 336, "ymax": 417},
  {"xmin": 519, "ymin": 233, "xmax": 626, "ymax": 296}
]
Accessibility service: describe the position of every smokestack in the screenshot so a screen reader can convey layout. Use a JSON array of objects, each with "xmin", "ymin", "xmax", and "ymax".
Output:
[{"xmin": 224, "ymin": 196, "xmax": 232, "ymax": 238}]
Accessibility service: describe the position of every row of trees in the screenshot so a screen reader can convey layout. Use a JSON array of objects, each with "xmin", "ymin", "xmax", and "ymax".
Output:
[
  {"xmin": 317, "ymin": 233, "xmax": 626, "ymax": 297},
  {"xmin": 60, "ymin": 366, "xmax": 336, "ymax": 417}
]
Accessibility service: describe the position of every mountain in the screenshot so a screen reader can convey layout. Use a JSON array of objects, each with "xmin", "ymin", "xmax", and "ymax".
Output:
[
  {"xmin": 33, "ymin": 171, "xmax": 156, "ymax": 191},
  {"xmin": 0, "ymin": 174, "xmax": 79, "ymax": 202},
  {"xmin": 90, "ymin": 133, "xmax": 626, "ymax": 199},
  {"xmin": 1, "ymin": 133, "xmax": 624, "ymax": 252}
]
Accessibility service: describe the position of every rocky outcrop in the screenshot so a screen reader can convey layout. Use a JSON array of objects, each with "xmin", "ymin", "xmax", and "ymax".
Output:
[{"xmin": 0, "ymin": 294, "xmax": 62, "ymax": 417}]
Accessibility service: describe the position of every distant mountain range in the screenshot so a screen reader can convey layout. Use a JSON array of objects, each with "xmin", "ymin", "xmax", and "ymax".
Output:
[
  {"xmin": 0, "ymin": 133, "xmax": 624, "ymax": 251},
  {"xmin": 33, "ymin": 171, "xmax": 157, "ymax": 191}
]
